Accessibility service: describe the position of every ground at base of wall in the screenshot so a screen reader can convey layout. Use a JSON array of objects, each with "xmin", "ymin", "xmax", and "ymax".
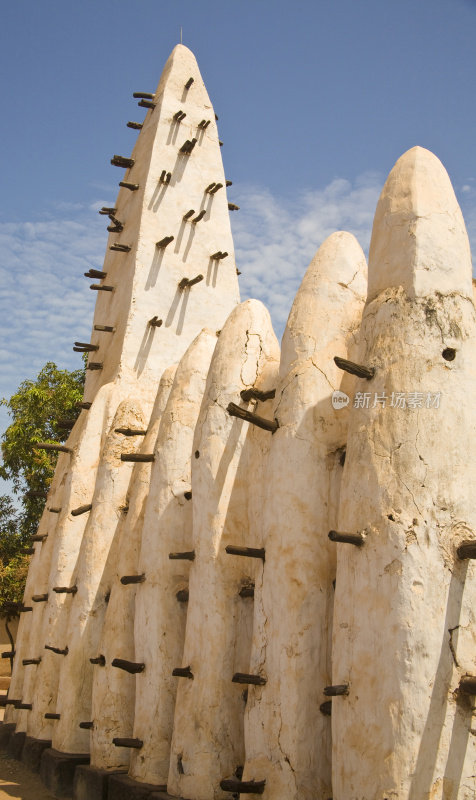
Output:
[{"xmin": 0, "ymin": 752, "xmax": 56, "ymax": 799}]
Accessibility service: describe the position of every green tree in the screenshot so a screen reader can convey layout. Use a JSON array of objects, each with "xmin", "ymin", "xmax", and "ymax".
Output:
[{"xmin": 0, "ymin": 361, "xmax": 85, "ymax": 610}]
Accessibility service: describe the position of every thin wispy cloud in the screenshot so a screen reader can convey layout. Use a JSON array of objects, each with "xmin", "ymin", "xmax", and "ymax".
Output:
[
  {"xmin": 232, "ymin": 173, "xmax": 382, "ymax": 337},
  {"xmin": 0, "ymin": 205, "xmax": 108, "ymax": 420}
]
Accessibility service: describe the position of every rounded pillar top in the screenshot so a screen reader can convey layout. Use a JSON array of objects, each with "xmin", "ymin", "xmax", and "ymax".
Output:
[{"xmin": 368, "ymin": 146, "xmax": 472, "ymax": 301}]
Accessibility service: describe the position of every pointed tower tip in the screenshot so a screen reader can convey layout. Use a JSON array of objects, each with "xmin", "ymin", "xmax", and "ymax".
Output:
[
  {"xmin": 169, "ymin": 43, "xmax": 197, "ymax": 61},
  {"xmin": 281, "ymin": 231, "xmax": 367, "ymax": 373},
  {"xmin": 368, "ymin": 146, "xmax": 472, "ymax": 300},
  {"xmin": 154, "ymin": 43, "xmax": 201, "ymax": 96}
]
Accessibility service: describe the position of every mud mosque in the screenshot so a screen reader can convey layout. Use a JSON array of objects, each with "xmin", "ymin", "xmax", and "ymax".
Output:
[{"xmin": 0, "ymin": 43, "xmax": 475, "ymax": 800}]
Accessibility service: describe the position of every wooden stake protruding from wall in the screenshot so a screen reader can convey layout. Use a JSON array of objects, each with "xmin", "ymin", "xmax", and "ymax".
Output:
[
  {"xmin": 240, "ymin": 388, "xmax": 276, "ymax": 402},
  {"xmin": 111, "ymin": 658, "xmax": 145, "ymax": 674},
  {"xmin": 84, "ymin": 269, "xmax": 107, "ymax": 279},
  {"xmin": 226, "ymin": 545, "xmax": 265, "ymax": 561},
  {"xmin": 192, "ymin": 210, "xmax": 206, "ymax": 223},
  {"xmin": 31, "ymin": 534, "xmax": 47, "ymax": 542},
  {"xmin": 73, "ymin": 343, "xmax": 99, "ymax": 352},
  {"xmin": 457, "ymin": 541, "xmax": 476, "ymax": 560},
  {"xmin": 107, "ymin": 216, "xmax": 124, "ymax": 233},
  {"xmin": 56, "ymin": 419, "xmax": 76, "ymax": 430},
  {"xmin": 127, "ymin": 121, "xmax": 143, "ymax": 130},
  {"xmin": 120, "ymin": 574, "xmax": 146, "ymax": 585},
  {"xmin": 179, "ymin": 138, "xmax": 197, "ymax": 155},
  {"xmin": 119, "ymin": 181, "xmax": 139, "ymax": 191},
  {"xmin": 220, "ymin": 779, "xmax": 266, "ymax": 794},
  {"xmin": 184, "ymin": 77, "xmax": 194, "ymax": 90},
  {"xmin": 232, "ymin": 673, "xmax": 267, "ymax": 686},
  {"xmin": 99, "ymin": 207, "xmax": 117, "ymax": 215},
  {"xmin": 45, "ymin": 713, "xmax": 60, "ymax": 720},
  {"xmin": 179, "ymin": 274, "xmax": 204, "ymax": 290},
  {"xmin": 458, "ymin": 676, "xmax": 476, "ymax": 695},
  {"xmin": 138, "ymin": 99, "xmax": 156, "ymax": 109},
  {"xmin": 183, "ymin": 209, "xmax": 195, "ymax": 220},
  {"xmin": 323, "ymin": 684, "xmax": 349, "ymax": 696},
  {"xmin": 115, "ymin": 428, "xmax": 147, "ymax": 436},
  {"xmin": 209, "ymin": 183, "xmax": 223, "ymax": 194},
  {"xmin": 86, "ymin": 363, "xmax": 103, "ymax": 371},
  {"xmin": 320, "ymin": 701, "xmax": 332, "ymax": 716},
  {"xmin": 160, "ymin": 170, "xmax": 172, "ymax": 184},
  {"xmin": 23, "ymin": 658, "xmax": 41, "ymax": 666},
  {"xmin": 113, "ymin": 737, "xmax": 144, "ymax": 749},
  {"xmin": 33, "ymin": 442, "xmax": 72, "ymax": 454},
  {"xmin": 334, "ymin": 356, "xmax": 375, "ymax": 381},
  {"xmin": 79, "ymin": 721, "xmax": 93, "ymax": 729},
  {"xmin": 172, "ymin": 666, "xmax": 193, "ymax": 679},
  {"xmin": 169, "ymin": 551, "xmax": 195, "ymax": 561},
  {"xmin": 90, "ymin": 284, "xmax": 114, "ymax": 292},
  {"xmin": 228, "ymin": 203, "xmax": 240, "ymax": 211},
  {"xmin": 328, "ymin": 530, "xmax": 365, "ymax": 547},
  {"xmin": 111, "ymin": 155, "xmax": 135, "ymax": 169},
  {"xmin": 110, "ymin": 243, "xmax": 131, "ymax": 253},
  {"xmin": 94, "ymin": 325, "xmax": 115, "ymax": 332},
  {"xmin": 156, "ymin": 236, "xmax": 174, "ymax": 249},
  {"xmin": 211, "ymin": 251, "xmax": 228, "ymax": 260},
  {"xmin": 176, "ymin": 589, "xmax": 189, "ymax": 602},
  {"xmin": 239, "ymin": 583, "xmax": 255, "ymax": 598},
  {"xmin": 173, "ymin": 110, "xmax": 187, "ymax": 122},
  {"xmin": 71, "ymin": 504, "xmax": 92, "ymax": 517},
  {"xmin": 148, "ymin": 316, "xmax": 163, "ymax": 327},
  {"xmin": 120, "ymin": 453, "xmax": 155, "ymax": 462},
  {"xmin": 133, "ymin": 92, "xmax": 154, "ymax": 99},
  {"xmin": 32, "ymin": 594, "xmax": 48, "ymax": 602},
  {"xmin": 53, "ymin": 586, "xmax": 78, "ymax": 595},
  {"xmin": 17, "ymin": 703, "xmax": 33, "ymax": 710},
  {"xmin": 47, "ymin": 507, "xmax": 62, "ymax": 513},
  {"xmin": 227, "ymin": 402, "xmax": 278, "ymax": 433},
  {"xmin": 45, "ymin": 645, "xmax": 69, "ymax": 656},
  {"xmin": 90, "ymin": 655, "xmax": 106, "ymax": 666}
]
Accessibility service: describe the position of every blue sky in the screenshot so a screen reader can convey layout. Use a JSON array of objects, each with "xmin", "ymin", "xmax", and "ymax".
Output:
[{"xmin": 1, "ymin": 0, "xmax": 476, "ymax": 450}]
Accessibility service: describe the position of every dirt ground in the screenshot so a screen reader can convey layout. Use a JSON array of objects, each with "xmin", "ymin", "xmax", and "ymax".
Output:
[
  {"xmin": 0, "ymin": 681, "xmax": 56, "ymax": 799},
  {"xmin": 0, "ymin": 753, "xmax": 56, "ymax": 800}
]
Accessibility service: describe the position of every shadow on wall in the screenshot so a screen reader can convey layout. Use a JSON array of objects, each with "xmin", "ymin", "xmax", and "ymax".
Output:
[{"xmin": 408, "ymin": 561, "xmax": 471, "ymax": 800}]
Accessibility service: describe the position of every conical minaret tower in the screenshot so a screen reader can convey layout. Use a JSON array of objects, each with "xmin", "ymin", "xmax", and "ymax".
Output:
[
  {"xmin": 85, "ymin": 42, "xmax": 239, "ymax": 401},
  {"xmin": 2, "ymin": 42, "xmax": 239, "ymax": 793}
]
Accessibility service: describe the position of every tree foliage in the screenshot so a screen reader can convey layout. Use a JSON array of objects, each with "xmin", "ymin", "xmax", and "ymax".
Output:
[{"xmin": 0, "ymin": 361, "xmax": 85, "ymax": 610}]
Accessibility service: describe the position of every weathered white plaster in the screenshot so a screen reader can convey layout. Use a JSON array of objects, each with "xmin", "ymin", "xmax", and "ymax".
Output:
[
  {"xmin": 9, "ymin": 40, "xmax": 239, "ymax": 753},
  {"xmin": 12, "ymin": 382, "xmax": 115, "ymax": 739},
  {"xmin": 368, "ymin": 146, "xmax": 472, "ymax": 302},
  {"xmin": 167, "ymin": 299, "xmax": 280, "ymax": 800},
  {"xmin": 51, "ymin": 398, "xmax": 148, "ymax": 753},
  {"xmin": 127, "ymin": 329, "xmax": 218, "ymax": 785},
  {"xmin": 242, "ymin": 232, "xmax": 367, "ymax": 800},
  {"xmin": 89, "ymin": 365, "xmax": 176, "ymax": 769},
  {"xmin": 84, "ymin": 43, "xmax": 239, "ymax": 404},
  {"xmin": 332, "ymin": 147, "xmax": 476, "ymax": 799},
  {"xmin": 4, "ymin": 465, "xmax": 65, "ymax": 728}
]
